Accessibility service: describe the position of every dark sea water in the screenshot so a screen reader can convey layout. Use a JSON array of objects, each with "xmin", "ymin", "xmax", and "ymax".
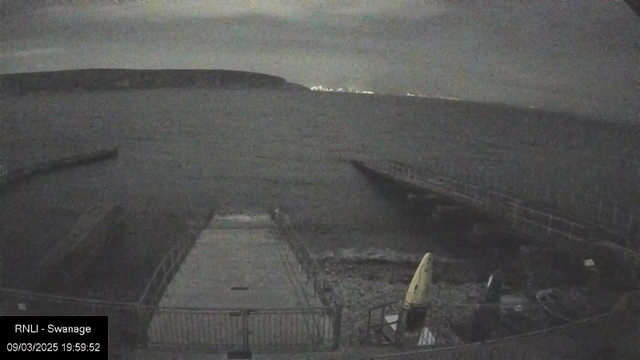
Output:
[{"xmin": 2, "ymin": 88, "xmax": 638, "ymax": 297}]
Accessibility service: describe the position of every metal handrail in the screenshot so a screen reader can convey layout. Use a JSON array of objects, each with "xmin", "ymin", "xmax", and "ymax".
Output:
[
  {"xmin": 271, "ymin": 208, "xmax": 344, "ymax": 349},
  {"xmin": 271, "ymin": 208, "xmax": 344, "ymax": 308},
  {"xmin": 358, "ymin": 290, "xmax": 640, "ymax": 359},
  {"xmin": 366, "ymin": 158, "xmax": 639, "ymax": 266},
  {"xmin": 369, "ymin": 155, "xmax": 638, "ymax": 236},
  {"xmin": 138, "ymin": 212, "xmax": 215, "ymax": 307},
  {"xmin": 433, "ymin": 157, "xmax": 638, "ymax": 233}
]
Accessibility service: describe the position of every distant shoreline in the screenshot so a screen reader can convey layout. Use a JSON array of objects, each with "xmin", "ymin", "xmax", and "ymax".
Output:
[{"xmin": 0, "ymin": 68, "xmax": 310, "ymax": 95}]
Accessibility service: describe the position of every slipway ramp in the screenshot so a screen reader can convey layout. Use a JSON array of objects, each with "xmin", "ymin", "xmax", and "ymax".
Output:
[{"xmin": 145, "ymin": 212, "xmax": 334, "ymax": 353}]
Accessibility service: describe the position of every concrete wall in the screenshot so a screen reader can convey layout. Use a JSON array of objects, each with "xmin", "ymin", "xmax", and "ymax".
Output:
[{"xmin": 35, "ymin": 204, "xmax": 126, "ymax": 293}]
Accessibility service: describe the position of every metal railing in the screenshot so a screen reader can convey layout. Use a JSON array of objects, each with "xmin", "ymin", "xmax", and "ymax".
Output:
[
  {"xmin": 133, "ymin": 208, "xmax": 342, "ymax": 352},
  {"xmin": 363, "ymin": 159, "xmax": 640, "ymax": 269},
  {"xmin": 145, "ymin": 306, "xmax": 335, "ymax": 352},
  {"xmin": 364, "ymin": 290, "xmax": 617, "ymax": 348},
  {"xmin": 271, "ymin": 208, "xmax": 343, "ymax": 350},
  {"xmin": 0, "ymin": 287, "xmax": 145, "ymax": 345},
  {"xmin": 356, "ymin": 290, "xmax": 640, "ymax": 360},
  {"xmin": 0, "ymin": 288, "xmax": 337, "ymax": 353},
  {"xmin": 434, "ymin": 159, "xmax": 639, "ymax": 239},
  {"xmin": 132, "ymin": 224, "xmax": 200, "ymax": 349},
  {"xmin": 347, "ymin": 156, "xmax": 640, "ymax": 358},
  {"xmin": 1, "ymin": 207, "xmax": 340, "ymax": 353},
  {"xmin": 271, "ymin": 208, "xmax": 343, "ymax": 308},
  {"xmin": 138, "ymin": 223, "xmax": 196, "ymax": 308}
]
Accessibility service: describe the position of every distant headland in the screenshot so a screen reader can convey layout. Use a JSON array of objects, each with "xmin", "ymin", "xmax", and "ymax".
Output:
[{"xmin": 0, "ymin": 68, "xmax": 309, "ymax": 95}]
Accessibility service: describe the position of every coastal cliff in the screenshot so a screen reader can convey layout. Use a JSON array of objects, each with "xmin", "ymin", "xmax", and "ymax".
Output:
[{"xmin": 0, "ymin": 69, "xmax": 309, "ymax": 95}]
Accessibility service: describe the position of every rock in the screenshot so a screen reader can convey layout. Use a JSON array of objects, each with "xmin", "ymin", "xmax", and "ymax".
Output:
[{"xmin": 365, "ymin": 273, "xmax": 376, "ymax": 281}]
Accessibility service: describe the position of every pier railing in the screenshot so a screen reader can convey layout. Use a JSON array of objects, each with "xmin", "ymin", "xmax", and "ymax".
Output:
[
  {"xmin": 138, "ymin": 222, "xmax": 195, "ymax": 309},
  {"xmin": 363, "ymin": 158, "xmax": 639, "ymax": 269},
  {"xmin": 271, "ymin": 208, "xmax": 344, "ymax": 350},
  {"xmin": 432, "ymin": 159, "xmax": 639, "ymax": 244},
  {"xmin": 403, "ymin": 155, "xmax": 640, "ymax": 236}
]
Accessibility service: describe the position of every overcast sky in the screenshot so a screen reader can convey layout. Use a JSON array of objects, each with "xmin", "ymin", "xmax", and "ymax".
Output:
[{"xmin": 1, "ymin": 0, "xmax": 639, "ymax": 122}]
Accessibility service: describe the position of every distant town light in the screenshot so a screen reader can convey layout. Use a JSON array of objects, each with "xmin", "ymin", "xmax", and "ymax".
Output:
[
  {"xmin": 311, "ymin": 86, "xmax": 432, "ymax": 97},
  {"xmin": 310, "ymin": 85, "xmax": 376, "ymax": 94}
]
